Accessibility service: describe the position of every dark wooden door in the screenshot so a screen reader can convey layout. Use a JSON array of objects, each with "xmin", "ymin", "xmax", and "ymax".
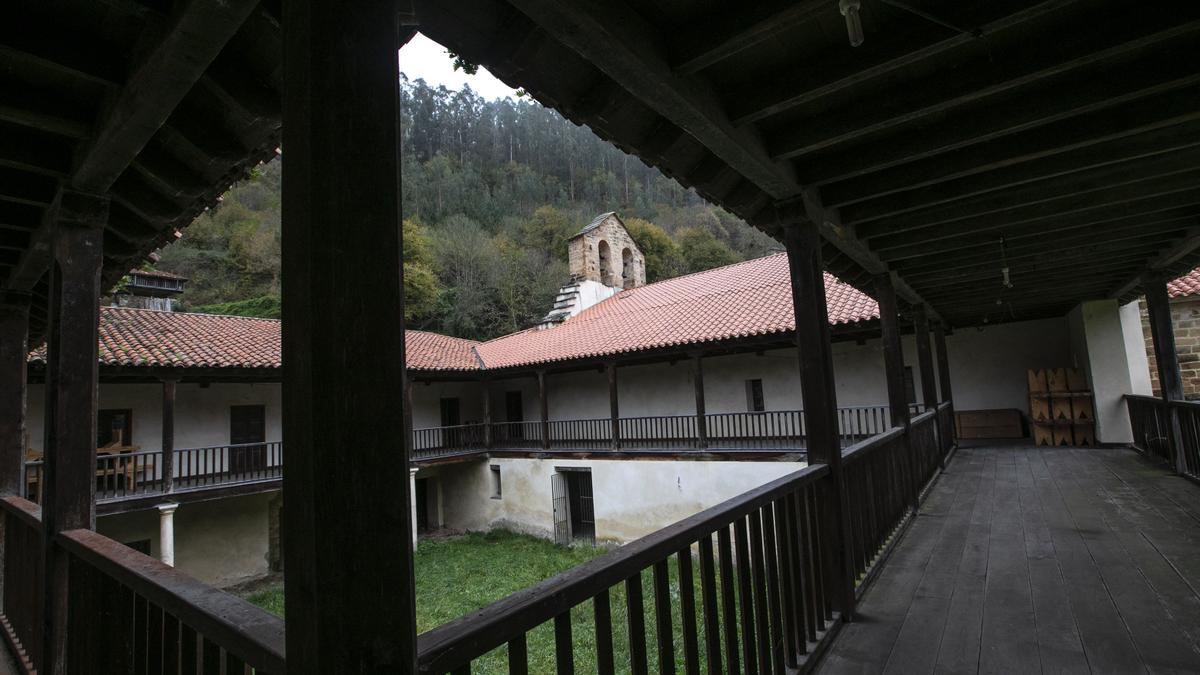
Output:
[
  {"xmin": 440, "ymin": 398, "xmax": 462, "ymax": 449},
  {"xmin": 230, "ymin": 405, "xmax": 266, "ymax": 474}
]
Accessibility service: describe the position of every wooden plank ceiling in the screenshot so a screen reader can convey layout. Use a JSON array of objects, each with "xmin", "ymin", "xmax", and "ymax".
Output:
[
  {"xmin": 0, "ymin": 0, "xmax": 282, "ymax": 335},
  {"xmin": 415, "ymin": 0, "xmax": 1200, "ymax": 327},
  {"xmin": 2, "ymin": 0, "xmax": 1198, "ymax": 335}
]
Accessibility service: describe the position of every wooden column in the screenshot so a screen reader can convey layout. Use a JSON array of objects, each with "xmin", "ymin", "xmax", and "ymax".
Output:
[
  {"xmin": 41, "ymin": 190, "xmax": 108, "ymax": 674},
  {"xmin": 404, "ymin": 376, "xmax": 415, "ymax": 455},
  {"xmin": 933, "ymin": 322, "xmax": 954, "ymax": 405},
  {"xmin": 913, "ymin": 307, "xmax": 938, "ymax": 413},
  {"xmin": 783, "ymin": 218, "xmax": 855, "ymax": 620},
  {"xmin": 607, "ymin": 363, "xmax": 620, "ymax": 449},
  {"xmin": 875, "ymin": 272, "xmax": 920, "ymax": 508},
  {"xmin": 0, "ymin": 291, "xmax": 31, "ymax": 496},
  {"xmin": 692, "ymin": 355, "xmax": 708, "ymax": 449},
  {"xmin": 282, "ymin": 2, "xmax": 415, "ymax": 670},
  {"xmin": 537, "ymin": 371, "xmax": 550, "ymax": 450},
  {"xmin": 482, "ymin": 379, "xmax": 493, "ymax": 449},
  {"xmin": 874, "ymin": 273, "xmax": 910, "ymax": 429},
  {"xmin": 160, "ymin": 376, "xmax": 179, "ymax": 494},
  {"xmin": 1145, "ymin": 276, "xmax": 1187, "ymax": 474}
]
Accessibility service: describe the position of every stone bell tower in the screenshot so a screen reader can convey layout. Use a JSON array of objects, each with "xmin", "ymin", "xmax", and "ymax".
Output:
[{"xmin": 541, "ymin": 212, "xmax": 645, "ymax": 327}]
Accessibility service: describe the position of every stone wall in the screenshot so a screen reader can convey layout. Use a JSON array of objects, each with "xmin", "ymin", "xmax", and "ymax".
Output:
[
  {"xmin": 567, "ymin": 214, "xmax": 645, "ymax": 289},
  {"xmin": 1140, "ymin": 296, "xmax": 1200, "ymax": 399}
]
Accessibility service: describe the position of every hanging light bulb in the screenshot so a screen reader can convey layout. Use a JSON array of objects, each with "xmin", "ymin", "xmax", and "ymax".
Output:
[{"xmin": 840, "ymin": 0, "xmax": 864, "ymax": 47}]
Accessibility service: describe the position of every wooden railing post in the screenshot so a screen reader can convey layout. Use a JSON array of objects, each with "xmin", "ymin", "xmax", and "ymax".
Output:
[
  {"xmin": 607, "ymin": 363, "xmax": 620, "ymax": 450},
  {"xmin": 41, "ymin": 190, "xmax": 108, "ymax": 674},
  {"xmin": 933, "ymin": 321, "xmax": 955, "ymax": 456},
  {"xmin": 913, "ymin": 307, "xmax": 942, "ymax": 467},
  {"xmin": 0, "ymin": 291, "xmax": 31, "ymax": 497},
  {"xmin": 537, "ymin": 371, "xmax": 550, "ymax": 450},
  {"xmin": 482, "ymin": 378, "xmax": 493, "ymax": 449},
  {"xmin": 282, "ymin": 2, "xmax": 417, "ymax": 670},
  {"xmin": 1145, "ymin": 276, "xmax": 1188, "ymax": 475},
  {"xmin": 875, "ymin": 273, "xmax": 919, "ymax": 510},
  {"xmin": 782, "ymin": 215, "xmax": 856, "ymax": 621},
  {"xmin": 692, "ymin": 355, "xmax": 708, "ymax": 449},
  {"xmin": 160, "ymin": 375, "xmax": 179, "ymax": 494}
]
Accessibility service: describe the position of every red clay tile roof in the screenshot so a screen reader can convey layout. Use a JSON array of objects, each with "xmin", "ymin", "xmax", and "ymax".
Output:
[
  {"xmin": 475, "ymin": 253, "xmax": 878, "ymax": 368},
  {"xmin": 29, "ymin": 254, "xmax": 879, "ymax": 373},
  {"xmin": 405, "ymin": 329, "xmax": 482, "ymax": 371},
  {"xmin": 1169, "ymin": 269, "xmax": 1200, "ymax": 298},
  {"xmin": 28, "ymin": 307, "xmax": 482, "ymax": 372}
]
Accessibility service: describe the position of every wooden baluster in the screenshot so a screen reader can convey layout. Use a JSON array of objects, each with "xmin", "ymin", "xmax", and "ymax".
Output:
[
  {"xmin": 148, "ymin": 604, "xmax": 164, "ymax": 673},
  {"xmin": 554, "ymin": 611, "xmax": 574, "ymax": 675},
  {"xmin": 163, "ymin": 612, "xmax": 180, "ymax": 675},
  {"xmin": 594, "ymin": 590, "xmax": 615, "ymax": 675},
  {"xmin": 732, "ymin": 518, "xmax": 757, "ymax": 674},
  {"xmin": 202, "ymin": 637, "xmax": 221, "ymax": 675},
  {"xmin": 761, "ymin": 505, "xmax": 786, "ymax": 674},
  {"xmin": 225, "ymin": 652, "xmax": 246, "ymax": 675},
  {"xmin": 135, "ymin": 594, "xmax": 149, "ymax": 674},
  {"xmin": 625, "ymin": 572, "xmax": 648, "ymax": 675},
  {"xmin": 508, "ymin": 633, "xmax": 528, "ymax": 675},
  {"xmin": 697, "ymin": 535, "xmax": 723, "ymax": 675},
  {"xmin": 748, "ymin": 512, "xmax": 770, "ymax": 675},
  {"xmin": 781, "ymin": 493, "xmax": 808, "ymax": 658},
  {"xmin": 180, "ymin": 624, "xmax": 198, "ymax": 675},
  {"xmin": 716, "ymin": 527, "xmax": 740, "ymax": 675},
  {"xmin": 677, "ymin": 546, "xmax": 700, "ymax": 675},
  {"xmin": 652, "ymin": 559, "xmax": 675, "ymax": 675}
]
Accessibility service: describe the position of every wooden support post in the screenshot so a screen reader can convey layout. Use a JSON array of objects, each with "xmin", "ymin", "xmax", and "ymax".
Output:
[
  {"xmin": 41, "ymin": 189, "xmax": 107, "ymax": 674},
  {"xmin": 1145, "ymin": 277, "xmax": 1187, "ymax": 475},
  {"xmin": 0, "ymin": 291, "xmax": 31, "ymax": 496},
  {"xmin": 482, "ymin": 379, "xmax": 493, "ymax": 449},
  {"xmin": 537, "ymin": 371, "xmax": 550, "ymax": 450},
  {"xmin": 913, "ymin": 307, "xmax": 938, "ymax": 413},
  {"xmin": 783, "ymin": 218, "xmax": 855, "ymax": 621},
  {"xmin": 693, "ymin": 355, "xmax": 708, "ymax": 449},
  {"xmin": 282, "ymin": 1, "xmax": 416, "ymax": 670},
  {"xmin": 607, "ymin": 363, "xmax": 620, "ymax": 449},
  {"xmin": 875, "ymin": 273, "xmax": 910, "ymax": 430},
  {"xmin": 160, "ymin": 376, "xmax": 179, "ymax": 494},
  {"xmin": 933, "ymin": 322, "xmax": 954, "ymax": 405},
  {"xmin": 876, "ymin": 272, "xmax": 920, "ymax": 509},
  {"xmin": 404, "ymin": 376, "xmax": 415, "ymax": 456}
]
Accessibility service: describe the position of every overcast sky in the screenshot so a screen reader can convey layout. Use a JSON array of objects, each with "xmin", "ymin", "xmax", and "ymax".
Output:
[{"xmin": 399, "ymin": 33, "xmax": 521, "ymax": 100}]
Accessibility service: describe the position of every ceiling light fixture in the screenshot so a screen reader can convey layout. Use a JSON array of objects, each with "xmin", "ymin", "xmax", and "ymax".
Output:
[{"xmin": 840, "ymin": 0, "xmax": 864, "ymax": 47}]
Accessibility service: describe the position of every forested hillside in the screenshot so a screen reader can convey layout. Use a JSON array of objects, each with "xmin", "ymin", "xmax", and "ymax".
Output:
[{"xmin": 156, "ymin": 74, "xmax": 779, "ymax": 339}]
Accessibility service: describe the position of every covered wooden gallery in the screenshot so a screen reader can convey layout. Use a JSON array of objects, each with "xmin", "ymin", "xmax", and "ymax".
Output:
[{"xmin": 1, "ymin": 0, "xmax": 1199, "ymax": 673}]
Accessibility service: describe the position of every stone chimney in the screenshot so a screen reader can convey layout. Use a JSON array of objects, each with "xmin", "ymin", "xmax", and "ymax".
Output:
[
  {"xmin": 112, "ymin": 269, "xmax": 188, "ymax": 312},
  {"xmin": 541, "ymin": 212, "xmax": 645, "ymax": 327}
]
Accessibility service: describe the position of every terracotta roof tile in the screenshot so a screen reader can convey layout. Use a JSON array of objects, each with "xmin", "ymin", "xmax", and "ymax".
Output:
[
  {"xmin": 28, "ymin": 307, "xmax": 481, "ymax": 372},
  {"xmin": 1169, "ymin": 269, "xmax": 1200, "ymax": 298},
  {"xmin": 475, "ymin": 253, "xmax": 878, "ymax": 368},
  {"xmin": 29, "ymin": 254, "xmax": 879, "ymax": 373}
]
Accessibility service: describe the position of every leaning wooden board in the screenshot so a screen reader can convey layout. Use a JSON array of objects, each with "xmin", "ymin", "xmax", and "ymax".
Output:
[{"xmin": 956, "ymin": 409, "xmax": 1024, "ymax": 439}]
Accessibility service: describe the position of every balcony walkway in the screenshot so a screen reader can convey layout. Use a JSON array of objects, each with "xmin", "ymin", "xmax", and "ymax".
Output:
[{"xmin": 819, "ymin": 442, "xmax": 1200, "ymax": 674}]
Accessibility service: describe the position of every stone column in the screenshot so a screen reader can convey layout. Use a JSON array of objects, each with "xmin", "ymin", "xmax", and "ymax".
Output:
[{"xmin": 157, "ymin": 503, "xmax": 179, "ymax": 567}]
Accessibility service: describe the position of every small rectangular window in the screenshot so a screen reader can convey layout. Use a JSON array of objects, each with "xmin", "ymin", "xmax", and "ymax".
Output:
[
  {"xmin": 491, "ymin": 465, "xmax": 502, "ymax": 499},
  {"xmin": 98, "ymin": 409, "xmax": 133, "ymax": 448},
  {"xmin": 745, "ymin": 379, "xmax": 765, "ymax": 412}
]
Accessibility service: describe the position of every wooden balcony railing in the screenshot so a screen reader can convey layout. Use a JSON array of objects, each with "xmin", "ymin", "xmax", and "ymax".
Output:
[
  {"xmin": 1, "ymin": 496, "xmax": 42, "ymax": 671},
  {"xmin": 22, "ymin": 441, "xmax": 284, "ymax": 506},
  {"xmin": 415, "ymin": 404, "xmax": 955, "ymax": 673},
  {"xmin": 412, "ymin": 423, "xmax": 488, "ymax": 459},
  {"xmin": 1127, "ymin": 394, "xmax": 1200, "ymax": 480}
]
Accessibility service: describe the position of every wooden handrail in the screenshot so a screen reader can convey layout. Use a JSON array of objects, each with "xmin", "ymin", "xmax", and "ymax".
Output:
[
  {"xmin": 0, "ymin": 494, "xmax": 42, "ymax": 530},
  {"xmin": 840, "ymin": 425, "xmax": 905, "ymax": 465},
  {"xmin": 57, "ymin": 528, "xmax": 286, "ymax": 672},
  {"xmin": 416, "ymin": 462, "xmax": 831, "ymax": 672}
]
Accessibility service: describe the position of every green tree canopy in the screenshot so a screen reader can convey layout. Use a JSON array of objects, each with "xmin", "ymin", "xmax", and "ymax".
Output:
[
  {"xmin": 676, "ymin": 226, "xmax": 738, "ymax": 274},
  {"xmin": 623, "ymin": 217, "xmax": 680, "ymax": 282}
]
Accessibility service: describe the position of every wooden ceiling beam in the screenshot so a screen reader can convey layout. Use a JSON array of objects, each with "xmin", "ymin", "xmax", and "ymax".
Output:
[
  {"xmin": 876, "ymin": 199, "xmax": 1200, "ymax": 262},
  {"xmin": 912, "ymin": 249, "xmax": 1167, "ymax": 290},
  {"xmin": 0, "ymin": 22, "xmax": 125, "ymax": 87},
  {"xmin": 669, "ymin": 0, "xmax": 829, "ymax": 75},
  {"xmin": 0, "ymin": 127, "xmax": 72, "ymax": 177},
  {"xmin": 844, "ymin": 142, "xmax": 1200, "ymax": 228},
  {"xmin": 824, "ymin": 119, "xmax": 1200, "ymax": 208},
  {"xmin": 1109, "ymin": 228, "xmax": 1200, "ymax": 300},
  {"xmin": 813, "ymin": 85, "xmax": 1200, "ymax": 203},
  {"xmin": 5, "ymin": 0, "xmax": 259, "ymax": 292},
  {"xmin": 499, "ymin": 0, "xmax": 802, "ymax": 201},
  {"xmin": 728, "ymin": 0, "xmax": 1067, "ymax": 126},
  {"xmin": 865, "ymin": 167, "xmax": 1200, "ymax": 244},
  {"xmin": 0, "ymin": 169, "xmax": 58, "ymax": 207},
  {"xmin": 770, "ymin": 16, "xmax": 1200, "ymax": 161}
]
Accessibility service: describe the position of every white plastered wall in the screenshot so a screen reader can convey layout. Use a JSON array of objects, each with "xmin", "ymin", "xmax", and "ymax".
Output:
[
  {"xmin": 435, "ymin": 457, "xmax": 806, "ymax": 543},
  {"xmin": 1121, "ymin": 299, "xmax": 1153, "ymax": 397},
  {"xmin": 1068, "ymin": 299, "xmax": 1138, "ymax": 443},
  {"xmin": 98, "ymin": 492, "xmax": 274, "ymax": 588}
]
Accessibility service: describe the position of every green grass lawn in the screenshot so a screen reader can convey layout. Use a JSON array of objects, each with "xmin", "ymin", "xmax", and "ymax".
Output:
[{"xmin": 241, "ymin": 530, "xmax": 754, "ymax": 673}]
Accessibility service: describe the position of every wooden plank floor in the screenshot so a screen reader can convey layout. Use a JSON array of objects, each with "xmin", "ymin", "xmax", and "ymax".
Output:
[{"xmin": 818, "ymin": 443, "xmax": 1200, "ymax": 674}]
